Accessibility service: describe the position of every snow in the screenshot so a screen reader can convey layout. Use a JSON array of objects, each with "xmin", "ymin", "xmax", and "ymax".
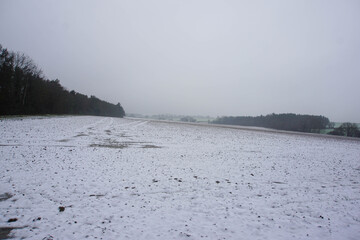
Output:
[{"xmin": 1, "ymin": 116, "xmax": 360, "ymax": 240}]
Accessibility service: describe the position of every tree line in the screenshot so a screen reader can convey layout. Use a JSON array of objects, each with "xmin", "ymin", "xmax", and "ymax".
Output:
[
  {"xmin": 328, "ymin": 123, "xmax": 360, "ymax": 138},
  {"xmin": 0, "ymin": 44, "xmax": 125, "ymax": 117},
  {"xmin": 212, "ymin": 113, "xmax": 330, "ymax": 133}
]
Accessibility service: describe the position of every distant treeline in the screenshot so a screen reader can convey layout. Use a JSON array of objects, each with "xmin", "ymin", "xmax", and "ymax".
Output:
[
  {"xmin": 328, "ymin": 123, "xmax": 360, "ymax": 138},
  {"xmin": 0, "ymin": 44, "xmax": 125, "ymax": 117},
  {"xmin": 212, "ymin": 113, "xmax": 330, "ymax": 133}
]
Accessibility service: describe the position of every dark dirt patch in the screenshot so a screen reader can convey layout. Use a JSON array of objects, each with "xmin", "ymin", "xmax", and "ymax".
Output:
[
  {"xmin": 142, "ymin": 145, "xmax": 162, "ymax": 149},
  {"xmin": 89, "ymin": 144, "xmax": 129, "ymax": 149},
  {"xmin": 0, "ymin": 193, "xmax": 12, "ymax": 202},
  {"xmin": 59, "ymin": 206, "xmax": 65, "ymax": 212},
  {"xmin": 0, "ymin": 227, "xmax": 14, "ymax": 240},
  {"xmin": 272, "ymin": 181, "xmax": 286, "ymax": 184},
  {"xmin": 75, "ymin": 133, "xmax": 88, "ymax": 137},
  {"xmin": 0, "ymin": 227, "xmax": 25, "ymax": 240},
  {"xmin": 89, "ymin": 194, "xmax": 105, "ymax": 198},
  {"xmin": 0, "ymin": 145, "xmax": 22, "ymax": 147}
]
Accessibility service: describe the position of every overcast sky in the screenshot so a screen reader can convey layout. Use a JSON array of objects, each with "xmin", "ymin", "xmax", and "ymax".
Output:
[{"xmin": 1, "ymin": 0, "xmax": 359, "ymax": 122}]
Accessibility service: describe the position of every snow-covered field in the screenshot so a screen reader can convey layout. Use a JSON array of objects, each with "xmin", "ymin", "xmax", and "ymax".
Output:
[{"xmin": 1, "ymin": 116, "xmax": 360, "ymax": 240}]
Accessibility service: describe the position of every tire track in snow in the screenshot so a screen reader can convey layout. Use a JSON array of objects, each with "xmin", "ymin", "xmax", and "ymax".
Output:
[
  {"xmin": 117, "ymin": 120, "xmax": 149, "ymax": 129},
  {"xmin": 131, "ymin": 121, "xmax": 148, "ymax": 128}
]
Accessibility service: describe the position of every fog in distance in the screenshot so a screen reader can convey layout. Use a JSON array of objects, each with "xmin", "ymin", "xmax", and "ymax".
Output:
[{"xmin": 1, "ymin": 0, "xmax": 359, "ymax": 122}]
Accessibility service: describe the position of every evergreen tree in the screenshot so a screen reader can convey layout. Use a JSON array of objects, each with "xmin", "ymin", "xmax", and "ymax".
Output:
[{"xmin": 0, "ymin": 44, "xmax": 125, "ymax": 117}]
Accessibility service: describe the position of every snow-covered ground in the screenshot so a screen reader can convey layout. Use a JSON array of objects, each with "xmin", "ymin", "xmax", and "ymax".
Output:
[{"xmin": 1, "ymin": 116, "xmax": 360, "ymax": 240}]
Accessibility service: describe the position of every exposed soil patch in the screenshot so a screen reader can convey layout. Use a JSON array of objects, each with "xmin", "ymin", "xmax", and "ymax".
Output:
[
  {"xmin": 89, "ymin": 144, "xmax": 129, "ymax": 149},
  {"xmin": 272, "ymin": 181, "xmax": 286, "ymax": 184},
  {"xmin": 59, "ymin": 206, "xmax": 65, "ymax": 212},
  {"xmin": 142, "ymin": 145, "xmax": 162, "ymax": 149},
  {"xmin": 75, "ymin": 133, "xmax": 88, "ymax": 137},
  {"xmin": 0, "ymin": 193, "xmax": 12, "ymax": 202},
  {"xmin": 0, "ymin": 227, "xmax": 25, "ymax": 240},
  {"xmin": 89, "ymin": 194, "xmax": 106, "ymax": 198},
  {"xmin": 0, "ymin": 227, "xmax": 14, "ymax": 240},
  {"xmin": 7, "ymin": 218, "xmax": 17, "ymax": 223},
  {"xmin": 0, "ymin": 144, "xmax": 22, "ymax": 147}
]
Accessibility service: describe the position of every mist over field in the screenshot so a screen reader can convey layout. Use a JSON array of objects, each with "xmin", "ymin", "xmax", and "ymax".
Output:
[{"xmin": 1, "ymin": 0, "xmax": 360, "ymax": 122}]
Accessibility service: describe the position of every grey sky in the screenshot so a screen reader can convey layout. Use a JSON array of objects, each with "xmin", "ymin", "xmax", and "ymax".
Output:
[{"xmin": 1, "ymin": 0, "xmax": 359, "ymax": 122}]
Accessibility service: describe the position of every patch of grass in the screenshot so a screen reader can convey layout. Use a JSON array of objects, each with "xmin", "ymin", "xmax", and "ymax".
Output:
[{"xmin": 319, "ymin": 129, "xmax": 333, "ymax": 134}]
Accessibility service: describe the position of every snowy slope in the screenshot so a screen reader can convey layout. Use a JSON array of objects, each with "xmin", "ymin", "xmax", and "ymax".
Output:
[{"xmin": 0, "ymin": 116, "xmax": 359, "ymax": 240}]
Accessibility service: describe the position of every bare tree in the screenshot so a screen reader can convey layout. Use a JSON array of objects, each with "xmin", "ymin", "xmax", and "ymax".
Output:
[{"xmin": 13, "ymin": 52, "xmax": 43, "ymax": 105}]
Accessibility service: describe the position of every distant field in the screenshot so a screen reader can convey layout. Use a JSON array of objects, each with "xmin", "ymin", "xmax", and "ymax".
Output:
[
  {"xmin": 319, "ymin": 129, "xmax": 331, "ymax": 134},
  {"xmin": 1, "ymin": 116, "xmax": 360, "ymax": 239}
]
